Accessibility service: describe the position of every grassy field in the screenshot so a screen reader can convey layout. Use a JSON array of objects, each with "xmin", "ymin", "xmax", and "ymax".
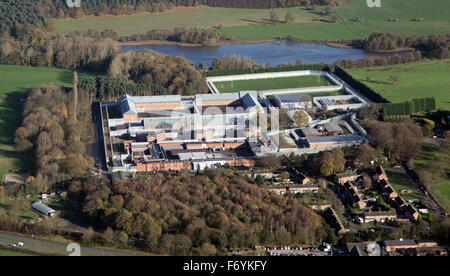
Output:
[
  {"xmin": 386, "ymin": 169, "xmax": 421, "ymax": 201},
  {"xmin": 218, "ymin": 0, "xmax": 450, "ymax": 40},
  {"xmin": 52, "ymin": 1, "xmax": 450, "ymax": 41},
  {"xmin": 0, "ymin": 248, "xmax": 34, "ymax": 256},
  {"xmin": 0, "ymin": 65, "xmax": 94, "ymax": 182},
  {"xmin": 347, "ymin": 60, "xmax": 450, "ymax": 109},
  {"xmin": 53, "ymin": 7, "xmax": 314, "ymax": 37},
  {"xmin": 414, "ymin": 143, "xmax": 450, "ymax": 212},
  {"xmin": 213, "ymin": 75, "xmax": 331, "ymax": 93}
]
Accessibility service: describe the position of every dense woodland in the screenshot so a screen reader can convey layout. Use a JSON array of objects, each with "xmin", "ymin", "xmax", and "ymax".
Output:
[
  {"xmin": 65, "ymin": 168, "xmax": 334, "ymax": 254},
  {"xmin": 364, "ymin": 119, "xmax": 423, "ymax": 163},
  {"xmin": 78, "ymin": 75, "xmax": 169, "ymax": 102},
  {"xmin": 359, "ymin": 33, "xmax": 450, "ymax": 56},
  {"xmin": 13, "ymin": 83, "xmax": 92, "ymax": 194},
  {"xmin": 107, "ymin": 50, "xmax": 208, "ymax": 95},
  {"xmin": 0, "ymin": 34, "xmax": 119, "ymax": 71}
]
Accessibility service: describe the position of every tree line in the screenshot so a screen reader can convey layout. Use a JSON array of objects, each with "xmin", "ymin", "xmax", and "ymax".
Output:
[
  {"xmin": 381, "ymin": 98, "xmax": 436, "ymax": 117},
  {"xmin": 78, "ymin": 75, "xmax": 169, "ymax": 103},
  {"xmin": 334, "ymin": 50, "xmax": 423, "ymax": 69},
  {"xmin": 0, "ymin": 34, "xmax": 119, "ymax": 72},
  {"xmin": 13, "ymin": 83, "xmax": 92, "ymax": 194},
  {"xmin": 65, "ymin": 168, "xmax": 334, "ymax": 255},
  {"xmin": 108, "ymin": 50, "xmax": 208, "ymax": 95},
  {"xmin": 357, "ymin": 32, "xmax": 450, "ymax": 56},
  {"xmin": 206, "ymin": 0, "xmax": 334, "ymax": 9},
  {"xmin": 119, "ymin": 27, "xmax": 232, "ymax": 46},
  {"xmin": 364, "ymin": 119, "xmax": 424, "ymax": 163},
  {"xmin": 206, "ymin": 55, "xmax": 329, "ymax": 77}
]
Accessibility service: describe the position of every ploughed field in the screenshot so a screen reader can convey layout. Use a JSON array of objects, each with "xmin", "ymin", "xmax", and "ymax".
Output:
[{"xmin": 213, "ymin": 75, "xmax": 332, "ymax": 93}]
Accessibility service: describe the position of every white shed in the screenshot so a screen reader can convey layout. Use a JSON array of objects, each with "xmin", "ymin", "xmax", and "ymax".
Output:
[{"xmin": 32, "ymin": 202, "xmax": 56, "ymax": 217}]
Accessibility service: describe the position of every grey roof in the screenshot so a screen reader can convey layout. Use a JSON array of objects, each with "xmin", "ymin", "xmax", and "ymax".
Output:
[
  {"xmin": 241, "ymin": 92, "xmax": 262, "ymax": 110},
  {"xmin": 118, "ymin": 94, "xmax": 137, "ymax": 115},
  {"xmin": 384, "ymin": 240, "xmax": 417, "ymax": 247},
  {"xmin": 324, "ymin": 122, "xmax": 343, "ymax": 133},
  {"xmin": 142, "ymin": 118, "xmax": 179, "ymax": 128},
  {"xmin": 128, "ymin": 94, "xmax": 181, "ymax": 103},
  {"xmin": 195, "ymin": 93, "xmax": 240, "ymax": 102},
  {"xmin": 276, "ymin": 93, "xmax": 312, "ymax": 103},
  {"xmin": 32, "ymin": 202, "xmax": 55, "ymax": 215},
  {"xmin": 321, "ymin": 98, "xmax": 334, "ymax": 106},
  {"xmin": 118, "ymin": 94, "xmax": 181, "ymax": 116},
  {"xmin": 300, "ymin": 127, "xmax": 321, "ymax": 137},
  {"xmin": 306, "ymin": 134, "xmax": 363, "ymax": 144}
]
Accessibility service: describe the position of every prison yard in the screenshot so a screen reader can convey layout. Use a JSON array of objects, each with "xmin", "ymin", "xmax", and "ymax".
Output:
[
  {"xmin": 213, "ymin": 75, "xmax": 332, "ymax": 93},
  {"xmin": 347, "ymin": 60, "xmax": 450, "ymax": 109}
]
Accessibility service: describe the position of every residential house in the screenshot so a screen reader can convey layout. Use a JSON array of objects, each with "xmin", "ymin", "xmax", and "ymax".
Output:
[
  {"xmin": 373, "ymin": 166, "xmax": 387, "ymax": 182},
  {"xmin": 335, "ymin": 171, "xmax": 358, "ymax": 185},
  {"xmin": 384, "ymin": 239, "xmax": 418, "ymax": 252},
  {"xmin": 364, "ymin": 211, "xmax": 397, "ymax": 223}
]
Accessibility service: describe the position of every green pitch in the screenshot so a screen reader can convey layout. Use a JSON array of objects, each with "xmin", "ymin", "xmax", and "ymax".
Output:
[{"xmin": 213, "ymin": 75, "xmax": 332, "ymax": 93}]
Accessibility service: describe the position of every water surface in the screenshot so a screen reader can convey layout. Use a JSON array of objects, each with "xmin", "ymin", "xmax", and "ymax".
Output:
[{"xmin": 121, "ymin": 41, "xmax": 408, "ymax": 66}]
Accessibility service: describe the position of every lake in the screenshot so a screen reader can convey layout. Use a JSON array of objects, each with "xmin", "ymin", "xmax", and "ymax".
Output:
[{"xmin": 121, "ymin": 41, "xmax": 408, "ymax": 67}]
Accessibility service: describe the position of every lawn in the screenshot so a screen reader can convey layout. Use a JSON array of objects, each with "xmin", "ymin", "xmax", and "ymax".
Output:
[
  {"xmin": 347, "ymin": 60, "xmax": 450, "ymax": 109},
  {"xmin": 53, "ymin": 7, "xmax": 315, "ymax": 37},
  {"xmin": 0, "ymin": 248, "xmax": 33, "ymax": 256},
  {"xmin": 218, "ymin": 0, "xmax": 450, "ymax": 40},
  {"xmin": 414, "ymin": 142, "xmax": 450, "ymax": 212},
  {"xmin": 213, "ymin": 75, "xmax": 332, "ymax": 93},
  {"xmin": 0, "ymin": 65, "xmax": 95, "ymax": 182},
  {"xmin": 385, "ymin": 169, "xmax": 421, "ymax": 201}
]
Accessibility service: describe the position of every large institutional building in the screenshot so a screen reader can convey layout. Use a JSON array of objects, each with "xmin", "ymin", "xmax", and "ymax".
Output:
[
  {"xmin": 104, "ymin": 92, "xmax": 264, "ymax": 173},
  {"xmin": 101, "ymin": 70, "xmax": 369, "ymax": 174}
]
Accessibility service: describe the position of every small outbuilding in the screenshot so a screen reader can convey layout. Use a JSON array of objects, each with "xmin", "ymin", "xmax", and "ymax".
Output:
[{"xmin": 32, "ymin": 202, "xmax": 56, "ymax": 217}]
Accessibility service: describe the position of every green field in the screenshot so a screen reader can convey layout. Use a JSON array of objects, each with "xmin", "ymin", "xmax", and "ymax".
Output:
[
  {"xmin": 52, "ymin": 1, "xmax": 450, "ymax": 41},
  {"xmin": 213, "ymin": 75, "xmax": 332, "ymax": 93},
  {"xmin": 414, "ymin": 143, "xmax": 450, "ymax": 212},
  {"xmin": 0, "ymin": 248, "xmax": 33, "ymax": 256},
  {"xmin": 386, "ymin": 169, "xmax": 421, "ymax": 201},
  {"xmin": 53, "ymin": 7, "xmax": 314, "ymax": 37},
  {"xmin": 347, "ymin": 60, "xmax": 450, "ymax": 109},
  {"xmin": 218, "ymin": 0, "xmax": 450, "ymax": 40},
  {"xmin": 0, "ymin": 65, "xmax": 94, "ymax": 182}
]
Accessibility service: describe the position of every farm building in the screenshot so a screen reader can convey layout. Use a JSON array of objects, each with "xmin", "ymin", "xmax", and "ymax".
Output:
[{"xmin": 32, "ymin": 202, "xmax": 56, "ymax": 217}]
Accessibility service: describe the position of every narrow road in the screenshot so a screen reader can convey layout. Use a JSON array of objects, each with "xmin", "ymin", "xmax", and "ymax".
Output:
[
  {"xmin": 0, "ymin": 232, "xmax": 132, "ymax": 256},
  {"xmin": 402, "ymin": 163, "xmax": 447, "ymax": 216}
]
